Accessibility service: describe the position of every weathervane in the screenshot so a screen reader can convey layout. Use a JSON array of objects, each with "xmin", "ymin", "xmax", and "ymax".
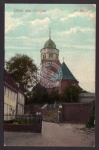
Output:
[{"xmin": 49, "ymin": 28, "xmax": 51, "ymax": 39}]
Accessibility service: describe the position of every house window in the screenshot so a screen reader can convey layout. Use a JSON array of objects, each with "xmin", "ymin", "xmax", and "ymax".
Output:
[
  {"xmin": 9, "ymin": 106, "xmax": 12, "ymax": 115},
  {"xmin": 49, "ymin": 54, "xmax": 53, "ymax": 58},
  {"xmin": 8, "ymin": 88, "xmax": 11, "ymax": 98},
  {"xmin": 6, "ymin": 104, "xmax": 9, "ymax": 115}
]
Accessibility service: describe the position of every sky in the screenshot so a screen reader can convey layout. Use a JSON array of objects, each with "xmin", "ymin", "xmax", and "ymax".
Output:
[{"xmin": 5, "ymin": 4, "xmax": 96, "ymax": 93}]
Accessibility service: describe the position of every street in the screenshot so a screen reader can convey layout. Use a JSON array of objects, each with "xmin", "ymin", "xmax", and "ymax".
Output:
[{"xmin": 4, "ymin": 121, "xmax": 95, "ymax": 147}]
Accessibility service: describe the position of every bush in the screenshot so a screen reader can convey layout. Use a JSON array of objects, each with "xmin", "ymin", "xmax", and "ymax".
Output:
[
  {"xmin": 48, "ymin": 91, "xmax": 61, "ymax": 104},
  {"xmin": 4, "ymin": 120, "xmax": 14, "ymax": 124},
  {"xmin": 62, "ymin": 85, "xmax": 81, "ymax": 103},
  {"xmin": 86, "ymin": 103, "xmax": 95, "ymax": 128},
  {"xmin": 15, "ymin": 117, "xmax": 37, "ymax": 125},
  {"xmin": 4, "ymin": 117, "xmax": 38, "ymax": 125}
]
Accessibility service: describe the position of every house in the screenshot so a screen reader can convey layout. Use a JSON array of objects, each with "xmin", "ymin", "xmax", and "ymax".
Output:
[
  {"xmin": 80, "ymin": 92, "xmax": 95, "ymax": 103},
  {"xmin": 4, "ymin": 69, "xmax": 25, "ymax": 120},
  {"xmin": 17, "ymin": 91, "xmax": 25, "ymax": 115}
]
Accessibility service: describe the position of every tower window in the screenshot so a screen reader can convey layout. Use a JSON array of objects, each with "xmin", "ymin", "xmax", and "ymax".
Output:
[
  {"xmin": 49, "ymin": 54, "xmax": 53, "ymax": 58},
  {"xmin": 43, "ymin": 55, "xmax": 46, "ymax": 59},
  {"xmin": 56, "ymin": 54, "xmax": 58, "ymax": 59}
]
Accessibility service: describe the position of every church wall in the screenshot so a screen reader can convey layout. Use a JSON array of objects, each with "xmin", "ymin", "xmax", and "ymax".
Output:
[
  {"xmin": 46, "ymin": 80, "xmax": 79, "ymax": 94},
  {"xmin": 59, "ymin": 80, "xmax": 79, "ymax": 93}
]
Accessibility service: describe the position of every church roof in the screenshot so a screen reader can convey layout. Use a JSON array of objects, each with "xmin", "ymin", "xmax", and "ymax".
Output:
[
  {"xmin": 44, "ymin": 39, "xmax": 56, "ymax": 49},
  {"xmin": 61, "ymin": 62, "xmax": 77, "ymax": 81}
]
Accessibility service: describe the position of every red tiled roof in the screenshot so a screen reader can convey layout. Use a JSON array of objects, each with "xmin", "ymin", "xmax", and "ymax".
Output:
[{"xmin": 4, "ymin": 69, "xmax": 19, "ymax": 91}]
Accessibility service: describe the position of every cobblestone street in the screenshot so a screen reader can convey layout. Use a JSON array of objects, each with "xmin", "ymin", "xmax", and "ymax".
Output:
[{"xmin": 4, "ymin": 121, "xmax": 95, "ymax": 147}]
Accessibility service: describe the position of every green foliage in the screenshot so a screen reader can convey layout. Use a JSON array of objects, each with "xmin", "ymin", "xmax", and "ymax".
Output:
[
  {"xmin": 48, "ymin": 90, "xmax": 60, "ymax": 104},
  {"xmin": 86, "ymin": 103, "xmax": 95, "ymax": 128},
  {"xmin": 4, "ymin": 117, "xmax": 38, "ymax": 125},
  {"xmin": 31, "ymin": 83, "xmax": 49, "ymax": 104},
  {"xmin": 5, "ymin": 54, "xmax": 37, "ymax": 93},
  {"xmin": 25, "ymin": 91, "xmax": 33, "ymax": 105},
  {"xmin": 4, "ymin": 119, "xmax": 14, "ymax": 124},
  {"xmin": 62, "ymin": 85, "xmax": 81, "ymax": 103},
  {"xmin": 15, "ymin": 118, "xmax": 27, "ymax": 124},
  {"xmin": 30, "ymin": 84, "xmax": 61, "ymax": 104},
  {"xmin": 17, "ymin": 117, "xmax": 38, "ymax": 125},
  {"xmin": 27, "ymin": 84, "xmax": 80, "ymax": 104},
  {"xmin": 30, "ymin": 84, "xmax": 81, "ymax": 104}
]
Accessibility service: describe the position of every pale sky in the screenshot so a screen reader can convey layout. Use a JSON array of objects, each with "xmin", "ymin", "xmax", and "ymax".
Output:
[{"xmin": 5, "ymin": 4, "xmax": 96, "ymax": 93}]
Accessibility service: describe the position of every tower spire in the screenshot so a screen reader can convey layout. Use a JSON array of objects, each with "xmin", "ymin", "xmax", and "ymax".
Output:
[
  {"xmin": 63, "ymin": 57, "xmax": 64, "ymax": 62},
  {"xmin": 49, "ymin": 28, "xmax": 51, "ymax": 39}
]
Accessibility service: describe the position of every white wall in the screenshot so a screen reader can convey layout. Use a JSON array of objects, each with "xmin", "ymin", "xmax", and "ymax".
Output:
[
  {"xmin": 4, "ymin": 86, "xmax": 17, "ymax": 120},
  {"xmin": 18, "ymin": 92, "xmax": 25, "ymax": 105},
  {"xmin": 17, "ymin": 92, "xmax": 25, "ymax": 115},
  {"xmin": 4, "ymin": 85, "xmax": 25, "ymax": 120}
]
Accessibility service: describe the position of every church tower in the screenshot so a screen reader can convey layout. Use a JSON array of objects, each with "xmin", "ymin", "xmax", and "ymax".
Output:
[
  {"xmin": 40, "ymin": 28, "xmax": 59, "ymax": 64},
  {"xmin": 39, "ymin": 29, "xmax": 82, "ymax": 92}
]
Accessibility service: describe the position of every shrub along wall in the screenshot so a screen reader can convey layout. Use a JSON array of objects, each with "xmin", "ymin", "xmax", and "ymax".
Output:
[
  {"xmin": 62, "ymin": 103, "xmax": 93, "ymax": 124},
  {"xmin": 4, "ymin": 116, "xmax": 42, "ymax": 133}
]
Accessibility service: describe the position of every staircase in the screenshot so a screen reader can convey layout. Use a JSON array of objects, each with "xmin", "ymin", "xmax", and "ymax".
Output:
[{"xmin": 42, "ymin": 105, "xmax": 59, "ymax": 123}]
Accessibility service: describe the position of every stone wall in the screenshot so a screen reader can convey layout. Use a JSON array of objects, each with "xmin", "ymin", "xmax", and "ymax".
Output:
[{"xmin": 4, "ymin": 124, "xmax": 42, "ymax": 133}]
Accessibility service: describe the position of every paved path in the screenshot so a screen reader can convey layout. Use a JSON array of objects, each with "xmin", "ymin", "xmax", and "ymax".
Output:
[{"xmin": 4, "ymin": 121, "xmax": 95, "ymax": 147}]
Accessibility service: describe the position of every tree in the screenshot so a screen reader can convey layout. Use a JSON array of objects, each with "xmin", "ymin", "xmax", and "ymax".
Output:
[
  {"xmin": 31, "ymin": 83, "xmax": 49, "ymax": 104},
  {"xmin": 48, "ymin": 90, "xmax": 60, "ymax": 104},
  {"xmin": 86, "ymin": 101, "xmax": 95, "ymax": 128},
  {"xmin": 62, "ymin": 85, "xmax": 81, "ymax": 103},
  {"xmin": 5, "ymin": 54, "xmax": 37, "ymax": 93}
]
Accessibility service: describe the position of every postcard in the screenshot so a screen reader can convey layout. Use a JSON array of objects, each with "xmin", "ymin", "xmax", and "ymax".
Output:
[{"xmin": 4, "ymin": 3, "xmax": 96, "ymax": 147}]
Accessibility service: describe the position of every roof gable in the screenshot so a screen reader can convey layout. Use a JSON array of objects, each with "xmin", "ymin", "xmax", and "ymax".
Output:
[
  {"xmin": 4, "ymin": 69, "xmax": 19, "ymax": 91},
  {"xmin": 61, "ymin": 62, "xmax": 77, "ymax": 81}
]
